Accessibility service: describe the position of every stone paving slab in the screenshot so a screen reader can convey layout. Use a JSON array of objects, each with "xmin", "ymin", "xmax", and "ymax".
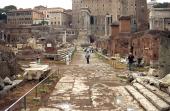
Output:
[
  {"xmin": 133, "ymin": 83, "xmax": 170, "ymax": 111},
  {"xmin": 125, "ymin": 85, "xmax": 159, "ymax": 111},
  {"xmin": 142, "ymin": 83, "xmax": 170, "ymax": 104},
  {"xmin": 38, "ymin": 108, "xmax": 60, "ymax": 111},
  {"xmin": 59, "ymin": 76, "xmax": 75, "ymax": 83},
  {"xmin": 39, "ymin": 48, "xmax": 142, "ymax": 111}
]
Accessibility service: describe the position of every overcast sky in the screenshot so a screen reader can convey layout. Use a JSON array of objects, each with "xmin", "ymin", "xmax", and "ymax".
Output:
[{"xmin": 0, "ymin": 0, "xmax": 169, "ymax": 9}]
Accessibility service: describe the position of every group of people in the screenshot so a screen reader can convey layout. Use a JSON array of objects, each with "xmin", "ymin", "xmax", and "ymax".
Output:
[
  {"xmin": 127, "ymin": 53, "xmax": 143, "ymax": 71},
  {"xmin": 127, "ymin": 53, "xmax": 134, "ymax": 71},
  {"xmin": 84, "ymin": 47, "xmax": 140, "ymax": 70}
]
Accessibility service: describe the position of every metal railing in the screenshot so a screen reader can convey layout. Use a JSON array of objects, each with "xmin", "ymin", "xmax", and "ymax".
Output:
[
  {"xmin": 44, "ymin": 46, "xmax": 76, "ymax": 62},
  {"xmin": 5, "ymin": 68, "xmax": 60, "ymax": 111}
]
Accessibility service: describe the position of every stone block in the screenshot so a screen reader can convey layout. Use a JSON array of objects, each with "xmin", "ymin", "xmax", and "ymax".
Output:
[
  {"xmin": 38, "ymin": 108, "xmax": 60, "ymax": 111},
  {"xmin": 133, "ymin": 83, "xmax": 170, "ymax": 111},
  {"xmin": 125, "ymin": 85, "xmax": 158, "ymax": 111}
]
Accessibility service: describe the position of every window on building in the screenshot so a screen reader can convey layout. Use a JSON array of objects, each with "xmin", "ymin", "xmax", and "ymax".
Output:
[
  {"xmin": 51, "ymin": 22, "xmax": 53, "ymax": 25},
  {"xmin": 107, "ymin": 17, "xmax": 110, "ymax": 25},
  {"xmin": 134, "ymin": 20, "xmax": 136, "ymax": 24},
  {"xmin": 90, "ymin": 16, "xmax": 94, "ymax": 25}
]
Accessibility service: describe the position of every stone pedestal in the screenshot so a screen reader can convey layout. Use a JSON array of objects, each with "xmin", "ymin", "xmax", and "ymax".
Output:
[{"xmin": 80, "ymin": 8, "xmax": 91, "ymax": 35}]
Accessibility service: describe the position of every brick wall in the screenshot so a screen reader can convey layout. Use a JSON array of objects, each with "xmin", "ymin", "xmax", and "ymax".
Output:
[
  {"xmin": 119, "ymin": 16, "xmax": 131, "ymax": 33},
  {"xmin": 131, "ymin": 31, "xmax": 164, "ymax": 65},
  {"xmin": 115, "ymin": 35, "xmax": 131, "ymax": 57}
]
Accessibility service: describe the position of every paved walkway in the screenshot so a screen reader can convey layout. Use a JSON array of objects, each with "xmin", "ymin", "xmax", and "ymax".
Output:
[{"xmin": 39, "ymin": 47, "xmax": 143, "ymax": 111}]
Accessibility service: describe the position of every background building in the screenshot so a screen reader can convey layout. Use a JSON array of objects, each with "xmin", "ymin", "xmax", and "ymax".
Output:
[
  {"xmin": 7, "ymin": 9, "xmax": 44, "ymax": 25},
  {"xmin": 34, "ymin": 6, "xmax": 72, "ymax": 28},
  {"xmin": 149, "ymin": 8, "xmax": 170, "ymax": 31},
  {"xmin": 48, "ymin": 12, "xmax": 71, "ymax": 28},
  {"xmin": 72, "ymin": 0, "xmax": 148, "ymax": 37},
  {"xmin": 147, "ymin": 0, "xmax": 158, "ymax": 9}
]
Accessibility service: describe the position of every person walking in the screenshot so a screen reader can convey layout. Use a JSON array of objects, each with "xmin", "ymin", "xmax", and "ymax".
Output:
[
  {"xmin": 128, "ymin": 53, "xmax": 134, "ymax": 71},
  {"xmin": 85, "ymin": 48, "xmax": 91, "ymax": 64}
]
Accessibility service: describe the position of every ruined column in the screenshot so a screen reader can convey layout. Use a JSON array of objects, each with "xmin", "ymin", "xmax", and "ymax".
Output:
[
  {"xmin": 109, "ymin": 17, "xmax": 112, "ymax": 36},
  {"xmin": 63, "ymin": 30, "xmax": 67, "ymax": 44},
  {"xmin": 149, "ymin": 18, "xmax": 153, "ymax": 30},
  {"xmin": 105, "ymin": 16, "xmax": 108, "ymax": 36},
  {"xmin": 60, "ymin": 13, "xmax": 62, "ymax": 26},
  {"xmin": 1, "ymin": 30, "xmax": 4, "ymax": 41}
]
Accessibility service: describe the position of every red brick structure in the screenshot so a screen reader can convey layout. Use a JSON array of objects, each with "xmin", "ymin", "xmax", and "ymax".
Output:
[
  {"xmin": 119, "ymin": 16, "xmax": 131, "ymax": 33},
  {"xmin": 114, "ymin": 16, "xmax": 132, "ymax": 57},
  {"xmin": 96, "ymin": 38, "xmax": 109, "ymax": 54},
  {"xmin": 131, "ymin": 30, "xmax": 168, "ymax": 65},
  {"xmin": 96, "ymin": 16, "xmax": 132, "ymax": 57},
  {"xmin": 136, "ymin": 0, "xmax": 149, "ymax": 31},
  {"xmin": 109, "ymin": 22, "xmax": 119, "ymax": 55}
]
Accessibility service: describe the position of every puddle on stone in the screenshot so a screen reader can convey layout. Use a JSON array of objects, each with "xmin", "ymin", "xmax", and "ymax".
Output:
[
  {"xmin": 115, "ymin": 95, "xmax": 124, "ymax": 105},
  {"xmin": 55, "ymin": 102, "xmax": 73, "ymax": 111},
  {"xmin": 127, "ymin": 107, "xmax": 136, "ymax": 111}
]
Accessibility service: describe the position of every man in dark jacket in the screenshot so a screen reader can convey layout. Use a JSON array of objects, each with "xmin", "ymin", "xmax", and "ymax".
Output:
[{"xmin": 128, "ymin": 53, "xmax": 134, "ymax": 71}]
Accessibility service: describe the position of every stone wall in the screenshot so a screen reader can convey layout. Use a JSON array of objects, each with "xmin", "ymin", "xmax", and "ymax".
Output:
[
  {"xmin": 0, "ymin": 45, "xmax": 19, "ymax": 79},
  {"xmin": 149, "ymin": 8, "xmax": 170, "ymax": 31},
  {"xmin": 114, "ymin": 34, "xmax": 131, "ymax": 57},
  {"xmin": 0, "ymin": 61, "xmax": 11, "ymax": 79},
  {"xmin": 131, "ymin": 31, "xmax": 160, "ymax": 65},
  {"xmin": 159, "ymin": 33, "xmax": 170, "ymax": 78}
]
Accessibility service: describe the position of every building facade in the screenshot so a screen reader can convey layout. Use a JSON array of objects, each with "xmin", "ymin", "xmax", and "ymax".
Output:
[
  {"xmin": 72, "ymin": 0, "xmax": 148, "ymax": 37},
  {"xmin": 34, "ymin": 6, "xmax": 72, "ymax": 28},
  {"xmin": 7, "ymin": 9, "xmax": 44, "ymax": 25},
  {"xmin": 147, "ymin": 0, "xmax": 157, "ymax": 9},
  {"xmin": 34, "ymin": 5, "xmax": 48, "ymax": 18},
  {"xmin": 2, "ymin": 26, "xmax": 32, "ymax": 44},
  {"xmin": 48, "ymin": 12, "xmax": 72, "ymax": 28},
  {"xmin": 149, "ymin": 8, "xmax": 170, "ymax": 31}
]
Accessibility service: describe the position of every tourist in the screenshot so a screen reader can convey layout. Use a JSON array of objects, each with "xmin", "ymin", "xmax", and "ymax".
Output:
[
  {"xmin": 66, "ymin": 54, "xmax": 70, "ymax": 65},
  {"xmin": 128, "ymin": 53, "xmax": 134, "ymax": 71},
  {"xmin": 85, "ymin": 48, "xmax": 91, "ymax": 64}
]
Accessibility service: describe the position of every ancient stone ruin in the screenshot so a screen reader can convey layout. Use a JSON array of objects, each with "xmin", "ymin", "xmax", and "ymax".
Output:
[{"xmin": 0, "ymin": 44, "xmax": 20, "ymax": 80}]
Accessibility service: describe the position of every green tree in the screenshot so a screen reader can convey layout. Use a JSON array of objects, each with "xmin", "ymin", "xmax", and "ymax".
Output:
[
  {"xmin": 39, "ymin": 20, "xmax": 49, "ymax": 25},
  {"xmin": 4, "ymin": 5, "xmax": 17, "ymax": 12},
  {"xmin": 0, "ymin": 5, "xmax": 17, "ymax": 20},
  {"xmin": 153, "ymin": 2, "xmax": 170, "ymax": 8},
  {"xmin": 0, "ymin": 9, "xmax": 6, "ymax": 20}
]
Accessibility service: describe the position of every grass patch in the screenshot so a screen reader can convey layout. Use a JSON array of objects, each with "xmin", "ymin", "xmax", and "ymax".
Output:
[
  {"xmin": 95, "ymin": 52, "xmax": 127, "ymax": 69},
  {"xmin": 133, "ymin": 67, "xmax": 149, "ymax": 72}
]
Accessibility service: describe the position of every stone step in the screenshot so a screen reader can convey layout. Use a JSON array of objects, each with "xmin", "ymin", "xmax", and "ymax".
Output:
[
  {"xmin": 137, "ymin": 79, "xmax": 170, "ymax": 105},
  {"xmin": 125, "ymin": 85, "xmax": 159, "ymax": 111},
  {"xmin": 38, "ymin": 108, "xmax": 60, "ymax": 111},
  {"xmin": 133, "ymin": 83, "xmax": 170, "ymax": 111}
]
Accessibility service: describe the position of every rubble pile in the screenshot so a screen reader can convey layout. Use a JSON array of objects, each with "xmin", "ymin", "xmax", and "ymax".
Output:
[
  {"xmin": 127, "ymin": 68, "xmax": 170, "ymax": 94},
  {"xmin": 0, "ymin": 45, "xmax": 21, "ymax": 90},
  {"xmin": 23, "ymin": 62, "xmax": 51, "ymax": 80},
  {"xmin": 125, "ymin": 68, "xmax": 170, "ymax": 110},
  {"xmin": 17, "ymin": 46, "xmax": 41, "ymax": 60}
]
